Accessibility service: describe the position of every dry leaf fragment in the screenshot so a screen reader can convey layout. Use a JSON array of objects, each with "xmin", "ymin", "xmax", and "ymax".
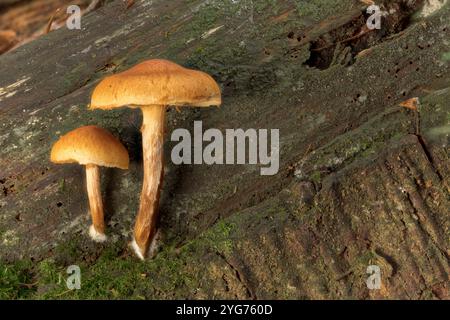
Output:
[
  {"xmin": 399, "ymin": 97, "xmax": 419, "ymax": 110},
  {"xmin": 45, "ymin": 8, "xmax": 61, "ymax": 34},
  {"xmin": 126, "ymin": 0, "xmax": 135, "ymax": 9}
]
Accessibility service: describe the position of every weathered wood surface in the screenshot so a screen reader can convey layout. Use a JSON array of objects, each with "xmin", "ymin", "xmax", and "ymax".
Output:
[
  {"xmin": 0, "ymin": 0, "xmax": 92, "ymax": 54},
  {"xmin": 0, "ymin": 0, "xmax": 449, "ymax": 299}
]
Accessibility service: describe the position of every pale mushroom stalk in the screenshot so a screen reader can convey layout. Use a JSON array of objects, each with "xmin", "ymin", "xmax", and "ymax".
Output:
[
  {"xmin": 132, "ymin": 106, "xmax": 166, "ymax": 258},
  {"xmin": 85, "ymin": 164, "xmax": 106, "ymax": 241}
]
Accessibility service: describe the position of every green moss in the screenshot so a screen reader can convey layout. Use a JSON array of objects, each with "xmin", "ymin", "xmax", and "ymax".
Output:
[
  {"xmin": 296, "ymin": 107, "xmax": 413, "ymax": 183},
  {"xmin": 171, "ymin": 0, "xmax": 245, "ymax": 45},
  {"xmin": 0, "ymin": 216, "xmax": 237, "ymax": 299},
  {"xmin": 0, "ymin": 260, "xmax": 35, "ymax": 299},
  {"xmin": 294, "ymin": 0, "xmax": 354, "ymax": 22},
  {"xmin": 442, "ymin": 52, "xmax": 450, "ymax": 61},
  {"xmin": 202, "ymin": 220, "xmax": 235, "ymax": 254},
  {"xmin": 63, "ymin": 63, "xmax": 88, "ymax": 88},
  {"xmin": 253, "ymin": 0, "xmax": 279, "ymax": 15},
  {"xmin": 310, "ymin": 170, "xmax": 322, "ymax": 184},
  {"xmin": 58, "ymin": 179, "xmax": 65, "ymax": 193}
]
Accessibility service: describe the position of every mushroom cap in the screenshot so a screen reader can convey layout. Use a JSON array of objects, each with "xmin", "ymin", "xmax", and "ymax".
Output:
[
  {"xmin": 50, "ymin": 126, "xmax": 129, "ymax": 169},
  {"xmin": 89, "ymin": 59, "xmax": 221, "ymax": 110}
]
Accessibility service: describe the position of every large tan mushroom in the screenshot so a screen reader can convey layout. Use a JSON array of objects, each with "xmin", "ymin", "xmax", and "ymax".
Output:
[
  {"xmin": 90, "ymin": 59, "xmax": 221, "ymax": 259},
  {"xmin": 51, "ymin": 125, "xmax": 129, "ymax": 242}
]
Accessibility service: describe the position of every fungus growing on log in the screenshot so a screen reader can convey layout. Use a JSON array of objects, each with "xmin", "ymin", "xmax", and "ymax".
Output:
[
  {"xmin": 50, "ymin": 125, "xmax": 129, "ymax": 242},
  {"xmin": 90, "ymin": 59, "xmax": 221, "ymax": 259}
]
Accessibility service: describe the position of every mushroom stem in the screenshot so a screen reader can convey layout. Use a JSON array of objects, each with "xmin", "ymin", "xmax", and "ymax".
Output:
[
  {"xmin": 133, "ymin": 105, "xmax": 166, "ymax": 259},
  {"xmin": 85, "ymin": 164, "xmax": 106, "ymax": 241}
]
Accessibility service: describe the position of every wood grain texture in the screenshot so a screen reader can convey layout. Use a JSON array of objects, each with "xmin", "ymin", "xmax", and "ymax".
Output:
[{"xmin": 0, "ymin": 0, "xmax": 448, "ymax": 299}]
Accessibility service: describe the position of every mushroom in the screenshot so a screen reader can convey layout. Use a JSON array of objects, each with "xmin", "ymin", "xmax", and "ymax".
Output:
[
  {"xmin": 90, "ymin": 59, "xmax": 221, "ymax": 259},
  {"xmin": 50, "ymin": 125, "xmax": 129, "ymax": 242}
]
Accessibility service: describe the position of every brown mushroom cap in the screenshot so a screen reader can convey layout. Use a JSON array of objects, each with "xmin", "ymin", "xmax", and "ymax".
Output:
[
  {"xmin": 51, "ymin": 126, "xmax": 129, "ymax": 169},
  {"xmin": 89, "ymin": 59, "xmax": 221, "ymax": 110}
]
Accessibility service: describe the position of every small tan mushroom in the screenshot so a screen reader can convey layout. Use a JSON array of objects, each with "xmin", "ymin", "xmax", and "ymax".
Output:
[
  {"xmin": 90, "ymin": 59, "xmax": 221, "ymax": 259},
  {"xmin": 50, "ymin": 125, "xmax": 129, "ymax": 242}
]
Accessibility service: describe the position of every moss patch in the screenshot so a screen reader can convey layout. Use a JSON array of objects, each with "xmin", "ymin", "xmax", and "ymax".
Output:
[
  {"xmin": 0, "ymin": 260, "xmax": 35, "ymax": 299},
  {"xmin": 0, "ymin": 219, "xmax": 236, "ymax": 299}
]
